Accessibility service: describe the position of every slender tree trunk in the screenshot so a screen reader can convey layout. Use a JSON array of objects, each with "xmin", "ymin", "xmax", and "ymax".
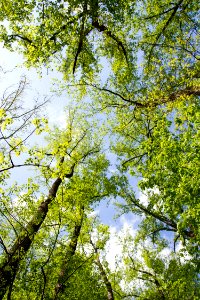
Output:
[
  {"xmin": 90, "ymin": 239, "xmax": 114, "ymax": 300},
  {"xmin": 95, "ymin": 255, "xmax": 115, "ymax": 300},
  {"xmin": 0, "ymin": 165, "xmax": 74, "ymax": 299},
  {"xmin": 53, "ymin": 205, "xmax": 84, "ymax": 300}
]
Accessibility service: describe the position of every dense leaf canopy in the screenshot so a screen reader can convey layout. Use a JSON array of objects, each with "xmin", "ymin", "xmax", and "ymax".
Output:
[{"xmin": 0, "ymin": 0, "xmax": 199, "ymax": 299}]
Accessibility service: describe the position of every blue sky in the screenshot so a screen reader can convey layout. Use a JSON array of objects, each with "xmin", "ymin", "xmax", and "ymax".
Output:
[
  {"xmin": 1, "ymin": 42, "xmax": 141, "ymax": 223},
  {"xmin": 0, "ymin": 43, "xmax": 182, "ymax": 267},
  {"xmin": 0, "ymin": 43, "xmax": 131, "ymax": 225}
]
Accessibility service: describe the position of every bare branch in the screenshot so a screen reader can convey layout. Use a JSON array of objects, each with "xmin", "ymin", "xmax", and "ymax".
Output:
[
  {"xmin": 122, "ymin": 153, "xmax": 147, "ymax": 166},
  {"xmin": 0, "ymin": 162, "xmax": 49, "ymax": 173},
  {"xmin": 125, "ymin": 193, "xmax": 177, "ymax": 229},
  {"xmin": 73, "ymin": 2, "xmax": 92, "ymax": 74}
]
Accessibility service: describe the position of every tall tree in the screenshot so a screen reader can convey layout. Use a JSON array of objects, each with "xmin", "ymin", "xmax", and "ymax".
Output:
[
  {"xmin": 0, "ymin": 1, "xmax": 199, "ymax": 298},
  {"xmin": 0, "ymin": 101, "xmax": 115, "ymax": 298}
]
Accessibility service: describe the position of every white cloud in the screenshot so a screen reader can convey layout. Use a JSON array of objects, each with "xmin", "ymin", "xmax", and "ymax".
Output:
[
  {"xmin": 139, "ymin": 187, "xmax": 160, "ymax": 207},
  {"xmin": 105, "ymin": 226, "xmax": 123, "ymax": 271},
  {"xmin": 105, "ymin": 214, "xmax": 139, "ymax": 271},
  {"xmin": 88, "ymin": 209, "xmax": 100, "ymax": 218},
  {"xmin": 160, "ymin": 247, "xmax": 172, "ymax": 258},
  {"xmin": 139, "ymin": 191, "xmax": 149, "ymax": 206},
  {"xmin": 175, "ymin": 242, "xmax": 193, "ymax": 262},
  {"xmin": 47, "ymin": 105, "xmax": 67, "ymax": 129}
]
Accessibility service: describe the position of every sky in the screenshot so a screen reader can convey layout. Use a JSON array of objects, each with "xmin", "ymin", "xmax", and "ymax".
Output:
[
  {"xmin": 0, "ymin": 42, "xmax": 140, "ymax": 226},
  {"xmin": 0, "ymin": 43, "xmax": 106, "ymax": 223},
  {"xmin": 0, "ymin": 43, "xmax": 182, "ymax": 281},
  {"xmin": 0, "ymin": 47, "xmax": 140, "ymax": 289}
]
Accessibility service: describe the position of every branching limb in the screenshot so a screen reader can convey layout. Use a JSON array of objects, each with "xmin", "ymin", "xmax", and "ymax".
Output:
[
  {"xmin": 0, "ymin": 237, "xmax": 9, "ymax": 256},
  {"xmin": 92, "ymin": 19, "xmax": 128, "ymax": 64},
  {"xmin": 148, "ymin": 0, "xmax": 185, "ymax": 64},
  {"xmin": 40, "ymin": 210, "xmax": 62, "ymax": 300},
  {"xmin": 122, "ymin": 153, "xmax": 147, "ymax": 167},
  {"xmin": 125, "ymin": 192, "xmax": 177, "ymax": 230},
  {"xmin": 73, "ymin": 1, "xmax": 92, "ymax": 74},
  {"xmin": 90, "ymin": 237, "xmax": 115, "ymax": 300},
  {"xmin": 129, "ymin": 256, "xmax": 165, "ymax": 300}
]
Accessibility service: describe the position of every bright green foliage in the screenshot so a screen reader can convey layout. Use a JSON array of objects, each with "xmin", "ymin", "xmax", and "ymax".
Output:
[
  {"xmin": 112, "ymin": 96, "xmax": 200, "ymax": 256},
  {"xmin": 0, "ymin": 0, "xmax": 199, "ymax": 83},
  {"xmin": 122, "ymin": 248, "xmax": 200, "ymax": 299},
  {"xmin": 102, "ymin": 228, "xmax": 200, "ymax": 300},
  {"xmin": 0, "ymin": 83, "xmax": 119, "ymax": 298},
  {"xmin": 0, "ymin": 0, "xmax": 135, "ymax": 79},
  {"xmin": 0, "ymin": 1, "xmax": 200, "ymax": 299}
]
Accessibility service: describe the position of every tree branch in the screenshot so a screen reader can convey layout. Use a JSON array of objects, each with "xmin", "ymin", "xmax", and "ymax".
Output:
[
  {"xmin": 92, "ymin": 19, "xmax": 128, "ymax": 64},
  {"xmin": 148, "ymin": 0, "xmax": 185, "ymax": 63},
  {"xmin": 90, "ymin": 238, "xmax": 115, "ymax": 300},
  {"xmin": 126, "ymin": 193, "xmax": 177, "ymax": 229},
  {"xmin": 0, "ymin": 158, "xmax": 75, "ymax": 298}
]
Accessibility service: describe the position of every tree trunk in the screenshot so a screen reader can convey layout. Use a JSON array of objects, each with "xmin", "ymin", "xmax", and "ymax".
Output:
[
  {"xmin": 53, "ymin": 205, "xmax": 84, "ymax": 300},
  {"xmin": 90, "ymin": 239, "xmax": 114, "ymax": 300},
  {"xmin": 0, "ymin": 175, "xmax": 65, "ymax": 299},
  {"xmin": 95, "ymin": 255, "xmax": 115, "ymax": 300}
]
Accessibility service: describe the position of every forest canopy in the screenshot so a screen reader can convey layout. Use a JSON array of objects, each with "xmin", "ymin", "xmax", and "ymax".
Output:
[{"xmin": 0, "ymin": 0, "xmax": 199, "ymax": 299}]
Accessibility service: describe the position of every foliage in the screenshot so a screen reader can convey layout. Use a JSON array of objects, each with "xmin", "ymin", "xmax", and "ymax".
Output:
[{"xmin": 0, "ymin": 0, "xmax": 200, "ymax": 299}]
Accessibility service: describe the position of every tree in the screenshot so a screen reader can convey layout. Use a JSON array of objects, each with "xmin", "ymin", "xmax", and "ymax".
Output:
[
  {"xmin": 0, "ymin": 0, "xmax": 134, "ymax": 78},
  {"xmin": 0, "ymin": 81, "xmax": 117, "ymax": 298},
  {"xmin": 0, "ymin": 0, "xmax": 199, "ymax": 299},
  {"xmin": 121, "ymin": 245, "xmax": 200, "ymax": 299},
  {"xmin": 0, "ymin": 74, "xmax": 48, "ymax": 174},
  {"xmin": 112, "ymin": 97, "xmax": 200, "ymax": 253},
  {"xmin": 0, "ymin": 0, "xmax": 198, "ymax": 81}
]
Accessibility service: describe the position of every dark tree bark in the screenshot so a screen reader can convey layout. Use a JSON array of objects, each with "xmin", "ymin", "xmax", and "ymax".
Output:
[
  {"xmin": 53, "ymin": 205, "xmax": 84, "ymax": 300},
  {"xmin": 95, "ymin": 255, "xmax": 115, "ymax": 300},
  {"xmin": 90, "ymin": 239, "xmax": 115, "ymax": 300},
  {"xmin": 0, "ymin": 167, "xmax": 74, "ymax": 299},
  {"xmin": 127, "ymin": 193, "xmax": 195, "ymax": 239}
]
